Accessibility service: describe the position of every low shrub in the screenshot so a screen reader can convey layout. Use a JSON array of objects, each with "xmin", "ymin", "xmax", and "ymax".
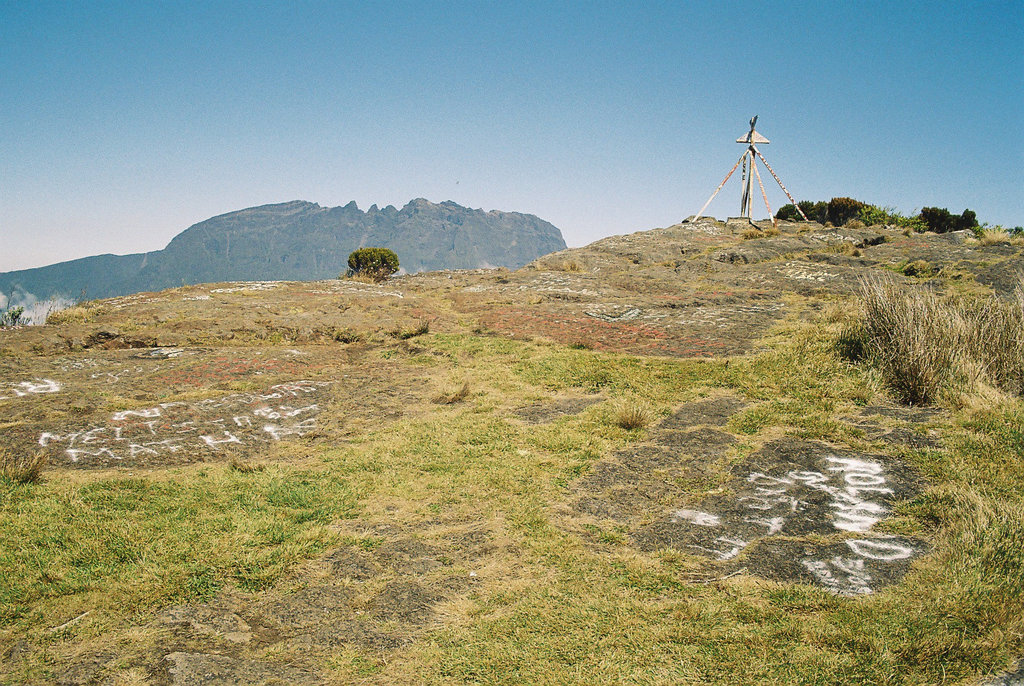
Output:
[
  {"xmin": 777, "ymin": 201, "xmax": 828, "ymax": 223},
  {"xmin": 919, "ymin": 207, "xmax": 978, "ymax": 234},
  {"xmin": 0, "ymin": 306, "xmax": 24, "ymax": 328},
  {"xmin": 346, "ymin": 248, "xmax": 399, "ymax": 281},
  {"xmin": 827, "ymin": 197, "xmax": 868, "ymax": 227}
]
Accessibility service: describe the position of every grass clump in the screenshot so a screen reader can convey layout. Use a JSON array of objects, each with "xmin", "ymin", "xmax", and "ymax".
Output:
[
  {"xmin": 433, "ymin": 381, "xmax": 471, "ymax": 405},
  {"xmin": 898, "ymin": 259, "xmax": 937, "ymax": 278},
  {"xmin": 332, "ymin": 327, "xmax": 364, "ymax": 343},
  {"xmin": 229, "ymin": 457, "xmax": 266, "ymax": 473},
  {"xmin": 389, "ymin": 320, "xmax": 430, "ymax": 339},
  {"xmin": 0, "ymin": 449, "xmax": 46, "ymax": 484},
  {"xmin": 612, "ymin": 400, "xmax": 652, "ymax": 430},
  {"xmin": 975, "ymin": 227, "xmax": 1024, "ymax": 246},
  {"xmin": 827, "ymin": 241, "xmax": 861, "ymax": 257},
  {"xmin": 560, "ymin": 260, "xmax": 582, "ymax": 272},
  {"xmin": 843, "ymin": 273, "xmax": 1024, "ymax": 404}
]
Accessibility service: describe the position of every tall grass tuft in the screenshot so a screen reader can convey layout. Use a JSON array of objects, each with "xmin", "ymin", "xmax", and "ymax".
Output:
[
  {"xmin": 613, "ymin": 401, "xmax": 652, "ymax": 430},
  {"xmin": 848, "ymin": 273, "xmax": 1024, "ymax": 404},
  {"xmin": 960, "ymin": 283, "xmax": 1024, "ymax": 396},
  {"xmin": 0, "ymin": 449, "xmax": 47, "ymax": 484}
]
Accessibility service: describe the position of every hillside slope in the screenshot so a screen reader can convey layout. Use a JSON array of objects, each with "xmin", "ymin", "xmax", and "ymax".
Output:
[{"xmin": 1, "ymin": 218, "xmax": 1022, "ymax": 685}]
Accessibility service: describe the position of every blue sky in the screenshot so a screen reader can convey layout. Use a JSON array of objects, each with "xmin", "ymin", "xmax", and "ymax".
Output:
[{"xmin": 1, "ymin": 0, "xmax": 1021, "ymax": 272}]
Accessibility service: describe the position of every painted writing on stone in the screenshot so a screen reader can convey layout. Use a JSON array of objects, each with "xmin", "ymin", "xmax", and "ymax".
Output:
[
  {"xmin": 0, "ymin": 379, "xmax": 62, "ymax": 401},
  {"xmin": 801, "ymin": 538, "xmax": 916, "ymax": 596},
  {"xmin": 37, "ymin": 381, "xmax": 328, "ymax": 463},
  {"xmin": 743, "ymin": 456, "xmax": 893, "ymax": 534},
  {"xmin": 666, "ymin": 452, "xmax": 917, "ymax": 595}
]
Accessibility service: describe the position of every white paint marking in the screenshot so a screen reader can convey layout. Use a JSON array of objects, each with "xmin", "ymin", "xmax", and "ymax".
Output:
[
  {"xmin": 66, "ymin": 447, "xmax": 120, "ymax": 462},
  {"xmin": 200, "ymin": 432, "xmax": 242, "ymax": 449},
  {"xmin": 744, "ymin": 516, "xmax": 785, "ymax": 535},
  {"xmin": 846, "ymin": 539, "xmax": 914, "ymax": 561},
  {"xmin": 671, "ymin": 509, "xmax": 721, "ymax": 527},
  {"xmin": 113, "ymin": 408, "xmax": 162, "ymax": 421},
  {"xmin": 263, "ymin": 418, "xmax": 317, "ymax": 440},
  {"xmin": 128, "ymin": 444, "xmax": 159, "ymax": 458},
  {"xmin": 253, "ymin": 404, "xmax": 318, "ymax": 420}
]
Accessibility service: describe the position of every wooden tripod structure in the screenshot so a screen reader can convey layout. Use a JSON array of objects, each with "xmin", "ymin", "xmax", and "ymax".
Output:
[{"xmin": 692, "ymin": 116, "xmax": 807, "ymax": 224}]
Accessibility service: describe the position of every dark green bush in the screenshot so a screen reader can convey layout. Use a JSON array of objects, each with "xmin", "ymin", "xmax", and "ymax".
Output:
[
  {"xmin": 826, "ymin": 197, "xmax": 868, "ymax": 227},
  {"xmin": 776, "ymin": 201, "xmax": 827, "ymax": 223},
  {"xmin": 345, "ymin": 247, "xmax": 399, "ymax": 281},
  {"xmin": 919, "ymin": 207, "xmax": 978, "ymax": 234}
]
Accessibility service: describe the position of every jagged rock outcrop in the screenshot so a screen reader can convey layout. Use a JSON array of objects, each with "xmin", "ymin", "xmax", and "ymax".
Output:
[{"xmin": 0, "ymin": 199, "xmax": 566, "ymax": 303}]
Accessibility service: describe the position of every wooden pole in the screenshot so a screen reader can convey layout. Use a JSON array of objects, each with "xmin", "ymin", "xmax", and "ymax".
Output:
[
  {"xmin": 692, "ymin": 151, "xmax": 747, "ymax": 222},
  {"xmin": 752, "ymin": 147, "xmax": 807, "ymax": 220},
  {"xmin": 753, "ymin": 158, "xmax": 775, "ymax": 228}
]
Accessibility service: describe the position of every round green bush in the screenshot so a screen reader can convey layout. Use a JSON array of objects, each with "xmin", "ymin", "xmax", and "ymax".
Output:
[{"xmin": 345, "ymin": 247, "xmax": 399, "ymax": 281}]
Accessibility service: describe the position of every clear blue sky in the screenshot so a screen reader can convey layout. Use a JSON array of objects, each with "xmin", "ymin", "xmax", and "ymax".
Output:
[{"xmin": 2, "ymin": 0, "xmax": 1022, "ymax": 272}]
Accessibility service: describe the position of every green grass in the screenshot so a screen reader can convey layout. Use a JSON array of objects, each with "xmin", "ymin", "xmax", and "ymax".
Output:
[
  {"xmin": 2, "ymin": 322, "xmax": 1023, "ymax": 684},
  {"xmin": 0, "ymin": 465, "xmax": 358, "ymax": 631}
]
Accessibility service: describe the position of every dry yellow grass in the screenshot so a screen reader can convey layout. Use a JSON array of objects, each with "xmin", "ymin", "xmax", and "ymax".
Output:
[
  {"xmin": 612, "ymin": 400, "xmax": 652, "ymax": 430},
  {"xmin": 852, "ymin": 273, "xmax": 1024, "ymax": 403},
  {"xmin": 0, "ymin": 448, "xmax": 47, "ymax": 484},
  {"xmin": 432, "ymin": 381, "xmax": 471, "ymax": 404}
]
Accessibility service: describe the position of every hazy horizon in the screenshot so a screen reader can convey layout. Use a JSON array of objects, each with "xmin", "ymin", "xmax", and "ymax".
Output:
[{"xmin": 2, "ymin": 1, "xmax": 1021, "ymax": 273}]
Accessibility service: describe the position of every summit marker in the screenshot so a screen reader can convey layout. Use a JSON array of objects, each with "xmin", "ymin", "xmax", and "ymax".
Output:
[{"xmin": 691, "ymin": 116, "xmax": 806, "ymax": 225}]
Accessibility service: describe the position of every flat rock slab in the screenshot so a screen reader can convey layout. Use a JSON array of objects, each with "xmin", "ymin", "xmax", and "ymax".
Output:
[
  {"xmin": 569, "ymin": 396, "xmax": 927, "ymax": 598},
  {"xmin": 165, "ymin": 652, "xmax": 318, "ymax": 686},
  {"xmin": 0, "ymin": 345, "xmax": 421, "ymax": 470},
  {"xmin": 38, "ymin": 379, "xmax": 331, "ymax": 468},
  {"xmin": 983, "ymin": 660, "xmax": 1024, "ymax": 686},
  {"xmin": 634, "ymin": 439, "xmax": 925, "ymax": 596},
  {"xmin": 658, "ymin": 395, "xmax": 748, "ymax": 429},
  {"xmin": 513, "ymin": 396, "xmax": 602, "ymax": 424}
]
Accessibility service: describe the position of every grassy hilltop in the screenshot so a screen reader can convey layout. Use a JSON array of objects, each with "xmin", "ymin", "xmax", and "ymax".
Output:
[{"xmin": 1, "ymin": 218, "xmax": 1022, "ymax": 685}]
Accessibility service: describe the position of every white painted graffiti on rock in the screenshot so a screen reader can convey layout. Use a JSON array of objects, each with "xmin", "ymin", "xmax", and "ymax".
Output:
[
  {"xmin": 37, "ymin": 380, "xmax": 330, "ymax": 464},
  {"xmin": 0, "ymin": 379, "xmax": 62, "ymax": 401},
  {"xmin": 653, "ymin": 444, "xmax": 921, "ymax": 595},
  {"xmin": 741, "ymin": 455, "xmax": 893, "ymax": 534}
]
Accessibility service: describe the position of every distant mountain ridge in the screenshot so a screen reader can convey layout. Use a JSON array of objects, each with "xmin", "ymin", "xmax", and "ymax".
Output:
[{"xmin": 0, "ymin": 199, "xmax": 566, "ymax": 305}]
